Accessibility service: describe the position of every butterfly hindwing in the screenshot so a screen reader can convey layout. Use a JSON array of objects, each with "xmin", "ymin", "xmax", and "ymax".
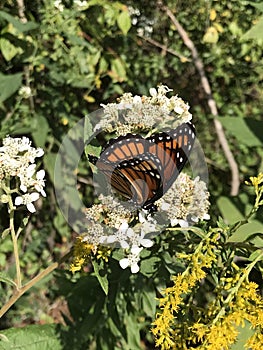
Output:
[{"xmin": 110, "ymin": 153, "xmax": 163, "ymax": 207}]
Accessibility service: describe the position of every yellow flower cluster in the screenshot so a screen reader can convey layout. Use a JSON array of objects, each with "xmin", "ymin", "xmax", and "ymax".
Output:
[
  {"xmin": 245, "ymin": 172, "xmax": 263, "ymax": 209},
  {"xmin": 152, "ymin": 231, "xmax": 218, "ymax": 349},
  {"xmin": 190, "ymin": 280, "xmax": 263, "ymax": 350},
  {"xmin": 70, "ymin": 236, "xmax": 112, "ymax": 272},
  {"xmin": 152, "ymin": 226, "xmax": 263, "ymax": 350}
]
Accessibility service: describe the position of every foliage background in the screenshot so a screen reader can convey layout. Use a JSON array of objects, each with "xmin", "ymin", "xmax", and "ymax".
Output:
[{"xmin": 0, "ymin": 0, "xmax": 262, "ymax": 349}]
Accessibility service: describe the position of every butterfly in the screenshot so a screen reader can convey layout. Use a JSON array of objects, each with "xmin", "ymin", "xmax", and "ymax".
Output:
[{"xmin": 89, "ymin": 122, "xmax": 195, "ymax": 211}]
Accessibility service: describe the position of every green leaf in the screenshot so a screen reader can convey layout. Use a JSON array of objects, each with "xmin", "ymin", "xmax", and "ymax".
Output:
[
  {"xmin": 227, "ymin": 219, "xmax": 263, "ymax": 242},
  {"xmin": 1, "ymin": 228, "xmax": 10, "ymax": 238},
  {"xmin": 0, "ymin": 273, "xmax": 17, "ymax": 287},
  {"xmin": 248, "ymin": 249, "xmax": 263, "ymax": 261},
  {"xmin": 117, "ymin": 10, "xmax": 131, "ymax": 35},
  {"xmin": 109, "ymin": 58, "xmax": 127, "ymax": 82},
  {"xmin": 0, "ymin": 73, "xmax": 22, "ymax": 102},
  {"xmin": 230, "ymin": 320, "xmax": 255, "ymax": 350},
  {"xmin": 220, "ymin": 116, "xmax": 262, "ymax": 147},
  {"xmin": 92, "ymin": 259, "xmax": 109, "ymax": 295},
  {"xmin": 0, "ymin": 11, "xmax": 39, "ymax": 33},
  {"xmin": 0, "ymin": 38, "xmax": 23, "ymax": 61},
  {"xmin": 32, "ymin": 115, "xmax": 50, "ymax": 148},
  {"xmin": 217, "ymin": 196, "xmax": 244, "ymax": 225},
  {"xmin": 84, "ymin": 116, "xmax": 94, "ymax": 142},
  {"xmin": 0, "ymin": 324, "xmax": 63, "ymax": 350},
  {"xmin": 141, "ymin": 288, "xmax": 156, "ymax": 318},
  {"xmin": 242, "ymin": 16, "xmax": 263, "ymax": 40},
  {"xmin": 140, "ymin": 256, "xmax": 161, "ymax": 277}
]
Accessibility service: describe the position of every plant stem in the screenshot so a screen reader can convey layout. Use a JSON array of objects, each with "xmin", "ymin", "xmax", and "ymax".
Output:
[
  {"xmin": 0, "ymin": 251, "xmax": 71, "ymax": 319},
  {"xmin": 9, "ymin": 205, "xmax": 22, "ymax": 289}
]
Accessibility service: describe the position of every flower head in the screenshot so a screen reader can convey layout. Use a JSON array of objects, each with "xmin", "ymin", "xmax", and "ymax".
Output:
[
  {"xmin": 0, "ymin": 136, "xmax": 46, "ymax": 212},
  {"xmin": 96, "ymin": 85, "xmax": 192, "ymax": 136},
  {"xmin": 158, "ymin": 174, "xmax": 210, "ymax": 227}
]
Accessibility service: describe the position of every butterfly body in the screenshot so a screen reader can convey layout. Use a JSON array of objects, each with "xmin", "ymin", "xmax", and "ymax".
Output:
[{"xmin": 90, "ymin": 122, "xmax": 195, "ymax": 210}]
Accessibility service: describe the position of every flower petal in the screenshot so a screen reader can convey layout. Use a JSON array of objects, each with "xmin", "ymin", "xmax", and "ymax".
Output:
[
  {"xmin": 131, "ymin": 263, "xmax": 140, "ymax": 274},
  {"xmin": 119, "ymin": 258, "xmax": 130, "ymax": 269}
]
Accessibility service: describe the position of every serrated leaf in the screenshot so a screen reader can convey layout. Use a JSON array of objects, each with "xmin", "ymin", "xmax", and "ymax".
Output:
[
  {"xmin": 92, "ymin": 259, "xmax": 109, "ymax": 295},
  {"xmin": 0, "ymin": 73, "xmax": 22, "ymax": 102},
  {"xmin": 117, "ymin": 10, "xmax": 131, "ymax": 35},
  {"xmin": 0, "ymin": 324, "xmax": 63, "ymax": 350}
]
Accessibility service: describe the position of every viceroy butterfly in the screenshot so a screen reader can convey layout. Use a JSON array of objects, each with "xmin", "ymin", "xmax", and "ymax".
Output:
[{"xmin": 89, "ymin": 122, "xmax": 196, "ymax": 211}]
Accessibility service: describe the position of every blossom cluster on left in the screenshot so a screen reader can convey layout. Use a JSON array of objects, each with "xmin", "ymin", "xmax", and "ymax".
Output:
[{"xmin": 0, "ymin": 136, "xmax": 46, "ymax": 213}]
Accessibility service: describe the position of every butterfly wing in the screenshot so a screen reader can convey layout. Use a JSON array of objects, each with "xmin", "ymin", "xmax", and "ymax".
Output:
[
  {"xmin": 109, "ymin": 154, "xmax": 163, "ymax": 207},
  {"xmin": 147, "ymin": 122, "xmax": 195, "ymax": 195},
  {"xmin": 89, "ymin": 122, "xmax": 195, "ymax": 210}
]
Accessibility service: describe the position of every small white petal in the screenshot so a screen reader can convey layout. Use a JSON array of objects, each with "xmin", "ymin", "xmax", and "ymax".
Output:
[
  {"xmin": 133, "ymin": 95, "xmax": 142, "ymax": 104},
  {"xmin": 119, "ymin": 221, "xmax": 129, "ymax": 231},
  {"xmin": 149, "ymin": 88, "xmax": 157, "ymax": 97},
  {"xmin": 131, "ymin": 263, "xmax": 140, "ymax": 274},
  {"xmin": 131, "ymin": 246, "xmax": 143, "ymax": 255},
  {"xmin": 140, "ymin": 238, "xmax": 153, "ymax": 248},
  {"xmin": 178, "ymin": 219, "xmax": 189, "ymax": 227},
  {"xmin": 27, "ymin": 202, "xmax": 36, "ymax": 213},
  {"xmin": 20, "ymin": 184, "xmax": 27, "ymax": 193},
  {"xmin": 174, "ymin": 106, "xmax": 184, "ymax": 115},
  {"xmin": 106, "ymin": 235, "xmax": 117, "ymax": 243},
  {"xmin": 30, "ymin": 192, "xmax": 40, "ymax": 201},
  {"xmin": 15, "ymin": 196, "xmax": 23, "ymax": 206},
  {"xmin": 36, "ymin": 169, "xmax": 45, "ymax": 179},
  {"xmin": 203, "ymin": 213, "xmax": 210, "ymax": 220},
  {"xmin": 119, "ymin": 258, "xmax": 130, "ymax": 270},
  {"xmin": 120, "ymin": 240, "xmax": 130, "ymax": 249}
]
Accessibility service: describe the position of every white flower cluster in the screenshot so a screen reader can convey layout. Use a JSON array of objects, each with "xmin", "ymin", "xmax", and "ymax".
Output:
[
  {"xmin": 83, "ymin": 198, "xmax": 156, "ymax": 273},
  {"xmin": 102, "ymin": 212, "xmax": 156, "ymax": 273},
  {"xmin": 96, "ymin": 85, "xmax": 192, "ymax": 135},
  {"xmin": 0, "ymin": 136, "xmax": 46, "ymax": 213},
  {"xmin": 158, "ymin": 173, "xmax": 210, "ymax": 227}
]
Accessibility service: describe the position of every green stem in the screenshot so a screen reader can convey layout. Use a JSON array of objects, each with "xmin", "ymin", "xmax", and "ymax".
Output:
[
  {"xmin": 0, "ymin": 250, "xmax": 71, "ymax": 319},
  {"xmin": 9, "ymin": 200, "xmax": 22, "ymax": 289}
]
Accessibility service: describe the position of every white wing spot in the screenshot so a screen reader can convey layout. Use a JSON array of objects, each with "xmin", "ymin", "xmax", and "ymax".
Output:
[{"xmin": 179, "ymin": 157, "xmax": 183, "ymax": 163}]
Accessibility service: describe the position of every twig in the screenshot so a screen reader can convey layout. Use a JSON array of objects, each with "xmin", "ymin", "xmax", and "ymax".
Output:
[
  {"xmin": 16, "ymin": 0, "xmax": 35, "ymax": 112},
  {"xmin": 0, "ymin": 250, "xmax": 72, "ymax": 319},
  {"xmin": 137, "ymin": 34, "xmax": 190, "ymax": 62},
  {"xmin": 163, "ymin": 6, "xmax": 240, "ymax": 196}
]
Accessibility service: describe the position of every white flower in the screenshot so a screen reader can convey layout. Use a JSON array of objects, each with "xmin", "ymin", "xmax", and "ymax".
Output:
[
  {"xmin": 54, "ymin": 0, "xmax": 64, "ymax": 11},
  {"xmin": 35, "ymin": 170, "xmax": 46, "ymax": 197},
  {"xmin": 15, "ymin": 192, "xmax": 40, "ymax": 213},
  {"xmin": 133, "ymin": 95, "xmax": 142, "ymax": 104},
  {"xmin": 74, "ymin": 0, "xmax": 88, "ymax": 7},
  {"xmin": 119, "ymin": 251, "xmax": 142, "ymax": 273},
  {"xmin": 18, "ymin": 86, "xmax": 32, "ymax": 99},
  {"xmin": 149, "ymin": 88, "xmax": 157, "ymax": 97}
]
